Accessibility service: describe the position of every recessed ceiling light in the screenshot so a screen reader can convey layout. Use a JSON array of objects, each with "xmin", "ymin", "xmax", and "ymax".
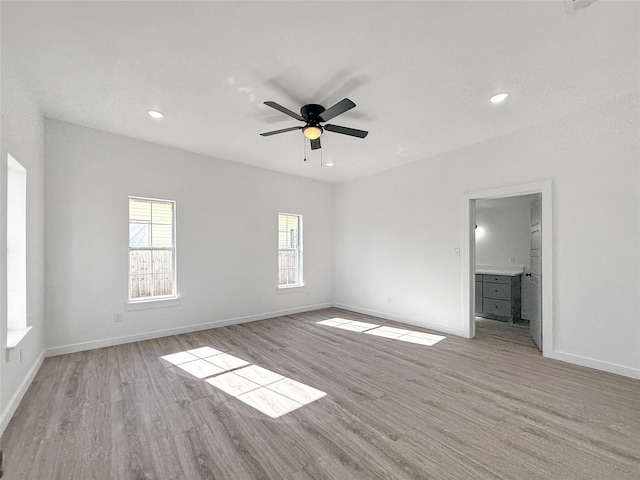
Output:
[
  {"xmin": 148, "ymin": 110, "xmax": 164, "ymax": 119},
  {"xmin": 325, "ymin": 161, "xmax": 335, "ymax": 167},
  {"xmin": 490, "ymin": 93, "xmax": 509, "ymax": 104}
]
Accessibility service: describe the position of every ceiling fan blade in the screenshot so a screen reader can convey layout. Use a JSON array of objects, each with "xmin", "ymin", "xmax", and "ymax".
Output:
[
  {"xmin": 310, "ymin": 138, "xmax": 321, "ymax": 150},
  {"xmin": 260, "ymin": 126, "xmax": 302, "ymax": 137},
  {"xmin": 319, "ymin": 98, "xmax": 356, "ymax": 122},
  {"xmin": 324, "ymin": 124, "xmax": 368, "ymax": 138},
  {"xmin": 263, "ymin": 101, "xmax": 305, "ymax": 122}
]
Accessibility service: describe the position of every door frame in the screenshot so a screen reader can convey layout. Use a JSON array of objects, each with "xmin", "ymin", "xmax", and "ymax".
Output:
[{"xmin": 461, "ymin": 181, "xmax": 553, "ymax": 355}]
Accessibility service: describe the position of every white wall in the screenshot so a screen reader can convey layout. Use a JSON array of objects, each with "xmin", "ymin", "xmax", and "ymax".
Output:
[
  {"xmin": 334, "ymin": 94, "xmax": 640, "ymax": 378},
  {"xmin": 475, "ymin": 195, "xmax": 535, "ymax": 269},
  {"xmin": 0, "ymin": 56, "xmax": 46, "ymax": 432},
  {"xmin": 44, "ymin": 120, "xmax": 334, "ymax": 354}
]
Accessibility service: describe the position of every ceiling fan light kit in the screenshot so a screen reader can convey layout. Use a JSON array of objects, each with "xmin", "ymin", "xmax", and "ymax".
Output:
[
  {"xmin": 260, "ymin": 98, "xmax": 368, "ymax": 151},
  {"xmin": 303, "ymin": 126, "xmax": 322, "ymax": 140}
]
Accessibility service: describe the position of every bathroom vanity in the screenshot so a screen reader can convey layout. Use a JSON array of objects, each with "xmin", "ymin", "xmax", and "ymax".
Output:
[{"xmin": 475, "ymin": 267, "xmax": 522, "ymax": 323}]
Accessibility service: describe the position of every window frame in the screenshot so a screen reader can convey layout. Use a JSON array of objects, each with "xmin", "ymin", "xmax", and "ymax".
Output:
[
  {"xmin": 128, "ymin": 196, "xmax": 177, "ymax": 303},
  {"xmin": 6, "ymin": 154, "xmax": 32, "ymax": 349},
  {"xmin": 277, "ymin": 213, "xmax": 304, "ymax": 289}
]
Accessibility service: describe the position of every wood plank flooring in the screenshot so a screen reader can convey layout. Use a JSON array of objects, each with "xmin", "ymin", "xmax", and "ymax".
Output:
[
  {"xmin": 2, "ymin": 308, "xmax": 639, "ymax": 479},
  {"xmin": 475, "ymin": 317, "xmax": 538, "ymax": 349}
]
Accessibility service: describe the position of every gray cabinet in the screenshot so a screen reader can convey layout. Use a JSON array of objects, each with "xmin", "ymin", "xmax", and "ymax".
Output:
[{"xmin": 475, "ymin": 273, "xmax": 522, "ymax": 323}]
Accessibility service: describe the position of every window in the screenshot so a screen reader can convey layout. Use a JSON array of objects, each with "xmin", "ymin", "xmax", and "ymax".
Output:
[
  {"xmin": 278, "ymin": 213, "xmax": 303, "ymax": 287},
  {"xmin": 129, "ymin": 197, "xmax": 176, "ymax": 301},
  {"xmin": 7, "ymin": 154, "xmax": 27, "ymax": 331}
]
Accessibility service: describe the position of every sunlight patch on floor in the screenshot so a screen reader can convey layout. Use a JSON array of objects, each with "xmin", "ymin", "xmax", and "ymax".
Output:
[
  {"xmin": 316, "ymin": 318, "xmax": 445, "ymax": 346},
  {"xmin": 160, "ymin": 349, "xmax": 326, "ymax": 418}
]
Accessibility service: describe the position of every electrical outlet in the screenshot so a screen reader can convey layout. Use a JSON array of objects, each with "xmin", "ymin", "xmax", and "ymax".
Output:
[
  {"xmin": 113, "ymin": 313, "xmax": 122, "ymax": 323},
  {"xmin": 454, "ymin": 248, "xmax": 461, "ymax": 257}
]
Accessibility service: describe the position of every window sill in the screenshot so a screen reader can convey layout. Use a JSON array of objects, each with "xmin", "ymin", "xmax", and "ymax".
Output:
[
  {"xmin": 126, "ymin": 297, "xmax": 181, "ymax": 311},
  {"xmin": 7, "ymin": 326, "xmax": 33, "ymax": 350},
  {"xmin": 276, "ymin": 285, "xmax": 305, "ymax": 294}
]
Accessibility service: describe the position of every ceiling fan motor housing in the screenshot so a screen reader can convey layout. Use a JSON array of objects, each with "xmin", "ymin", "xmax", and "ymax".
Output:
[{"xmin": 301, "ymin": 104, "xmax": 326, "ymax": 124}]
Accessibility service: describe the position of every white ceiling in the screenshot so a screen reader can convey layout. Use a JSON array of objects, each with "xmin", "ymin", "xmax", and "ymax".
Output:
[{"xmin": 2, "ymin": 1, "xmax": 638, "ymax": 184}]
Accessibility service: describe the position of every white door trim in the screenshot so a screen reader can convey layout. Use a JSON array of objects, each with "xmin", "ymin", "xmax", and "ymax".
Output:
[{"xmin": 461, "ymin": 181, "xmax": 553, "ymax": 355}]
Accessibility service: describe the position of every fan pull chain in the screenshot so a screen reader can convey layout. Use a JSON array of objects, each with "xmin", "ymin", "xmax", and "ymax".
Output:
[
  {"xmin": 303, "ymin": 136, "xmax": 307, "ymax": 162},
  {"xmin": 320, "ymin": 146, "xmax": 323, "ymax": 167}
]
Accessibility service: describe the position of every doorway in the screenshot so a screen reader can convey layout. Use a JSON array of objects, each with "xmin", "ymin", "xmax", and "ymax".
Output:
[
  {"xmin": 461, "ymin": 181, "xmax": 553, "ymax": 357},
  {"xmin": 475, "ymin": 194, "xmax": 540, "ymax": 349}
]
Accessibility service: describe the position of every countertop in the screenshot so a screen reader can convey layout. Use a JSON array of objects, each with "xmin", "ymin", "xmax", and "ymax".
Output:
[{"xmin": 475, "ymin": 265, "xmax": 524, "ymax": 276}]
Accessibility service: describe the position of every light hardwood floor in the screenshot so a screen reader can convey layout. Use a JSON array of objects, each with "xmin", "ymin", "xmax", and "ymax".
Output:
[{"xmin": 2, "ymin": 308, "xmax": 639, "ymax": 479}]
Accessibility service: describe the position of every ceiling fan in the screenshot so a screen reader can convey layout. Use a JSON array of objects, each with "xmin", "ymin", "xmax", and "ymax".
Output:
[{"xmin": 260, "ymin": 98, "xmax": 368, "ymax": 150}]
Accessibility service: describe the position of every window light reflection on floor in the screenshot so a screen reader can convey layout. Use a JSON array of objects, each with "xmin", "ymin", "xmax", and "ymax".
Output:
[
  {"xmin": 316, "ymin": 318, "xmax": 446, "ymax": 346},
  {"xmin": 160, "ymin": 348, "xmax": 326, "ymax": 418}
]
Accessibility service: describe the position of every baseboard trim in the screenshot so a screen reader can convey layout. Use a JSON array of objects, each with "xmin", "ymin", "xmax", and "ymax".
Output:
[
  {"xmin": 546, "ymin": 349, "xmax": 640, "ymax": 380},
  {"xmin": 36, "ymin": 303, "xmax": 640, "ymax": 383},
  {"xmin": 333, "ymin": 303, "xmax": 468, "ymax": 337},
  {"xmin": 45, "ymin": 303, "xmax": 333, "ymax": 357},
  {"xmin": 0, "ymin": 350, "xmax": 45, "ymax": 435}
]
